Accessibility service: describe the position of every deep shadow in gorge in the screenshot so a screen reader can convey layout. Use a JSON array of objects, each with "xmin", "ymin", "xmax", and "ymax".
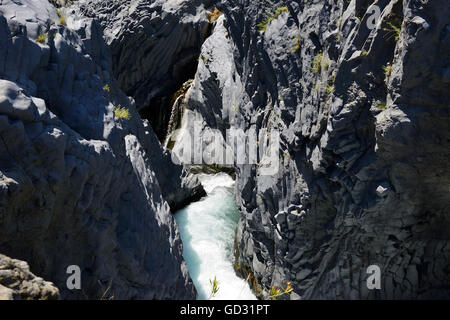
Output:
[
  {"xmin": 139, "ymin": 56, "xmax": 199, "ymax": 142},
  {"xmin": 137, "ymin": 15, "xmax": 220, "ymax": 143}
]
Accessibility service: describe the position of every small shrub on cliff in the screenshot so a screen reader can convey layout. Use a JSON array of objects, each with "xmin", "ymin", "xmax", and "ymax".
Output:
[
  {"xmin": 114, "ymin": 105, "xmax": 131, "ymax": 120},
  {"xmin": 313, "ymin": 81, "xmax": 320, "ymax": 93},
  {"xmin": 208, "ymin": 8, "xmax": 223, "ymax": 23},
  {"xmin": 312, "ymin": 52, "xmax": 323, "ymax": 74},
  {"xmin": 377, "ymin": 100, "xmax": 387, "ymax": 110},
  {"xmin": 257, "ymin": 6, "xmax": 289, "ymax": 33},
  {"xmin": 268, "ymin": 281, "xmax": 293, "ymax": 300},
  {"xmin": 291, "ymin": 34, "xmax": 301, "ymax": 53},
  {"xmin": 383, "ymin": 63, "xmax": 392, "ymax": 83},
  {"xmin": 385, "ymin": 14, "xmax": 402, "ymax": 42},
  {"xmin": 36, "ymin": 33, "xmax": 48, "ymax": 44},
  {"xmin": 274, "ymin": 6, "xmax": 289, "ymax": 17},
  {"xmin": 56, "ymin": 9, "xmax": 67, "ymax": 26},
  {"xmin": 387, "ymin": 21, "xmax": 401, "ymax": 41},
  {"xmin": 209, "ymin": 276, "xmax": 220, "ymax": 299},
  {"xmin": 327, "ymin": 85, "xmax": 334, "ymax": 95}
]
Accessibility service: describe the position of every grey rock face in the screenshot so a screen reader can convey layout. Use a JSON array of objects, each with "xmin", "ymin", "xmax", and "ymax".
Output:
[
  {"xmin": 0, "ymin": 254, "xmax": 60, "ymax": 300},
  {"xmin": 72, "ymin": 0, "xmax": 218, "ymax": 139},
  {"xmin": 49, "ymin": 0, "xmax": 73, "ymax": 8},
  {"xmin": 70, "ymin": 0, "xmax": 210, "ymax": 207},
  {"xmin": 0, "ymin": 0, "xmax": 196, "ymax": 299},
  {"xmin": 175, "ymin": 0, "xmax": 450, "ymax": 299},
  {"xmin": 1, "ymin": 0, "xmax": 448, "ymax": 301}
]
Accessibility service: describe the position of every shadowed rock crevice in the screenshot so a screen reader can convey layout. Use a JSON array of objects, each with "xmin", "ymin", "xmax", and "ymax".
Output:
[
  {"xmin": 0, "ymin": 0, "xmax": 199, "ymax": 300},
  {"xmin": 73, "ymin": 0, "xmax": 220, "ymax": 142},
  {"xmin": 171, "ymin": 0, "xmax": 450, "ymax": 300},
  {"xmin": 140, "ymin": 56, "xmax": 199, "ymax": 141},
  {"xmin": 1, "ymin": 0, "xmax": 449, "ymax": 301}
]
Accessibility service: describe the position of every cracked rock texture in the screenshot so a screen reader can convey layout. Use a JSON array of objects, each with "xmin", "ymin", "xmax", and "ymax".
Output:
[
  {"xmin": 72, "ymin": 0, "xmax": 218, "ymax": 139},
  {"xmin": 0, "ymin": 0, "xmax": 198, "ymax": 299},
  {"xmin": 173, "ymin": 0, "xmax": 450, "ymax": 299},
  {"xmin": 0, "ymin": 254, "xmax": 60, "ymax": 300},
  {"xmin": 1, "ymin": 0, "xmax": 449, "ymax": 301}
]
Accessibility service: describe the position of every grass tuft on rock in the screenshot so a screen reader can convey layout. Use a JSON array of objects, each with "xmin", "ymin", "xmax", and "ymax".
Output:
[
  {"xmin": 56, "ymin": 9, "xmax": 67, "ymax": 26},
  {"xmin": 312, "ymin": 52, "xmax": 323, "ymax": 74},
  {"xmin": 208, "ymin": 8, "xmax": 223, "ymax": 23},
  {"xmin": 383, "ymin": 63, "xmax": 392, "ymax": 83},
  {"xmin": 36, "ymin": 33, "xmax": 48, "ymax": 44},
  {"xmin": 114, "ymin": 105, "xmax": 131, "ymax": 120},
  {"xmin": 257, "ymin": 6, "xmax": 289, "ymax": 33}
]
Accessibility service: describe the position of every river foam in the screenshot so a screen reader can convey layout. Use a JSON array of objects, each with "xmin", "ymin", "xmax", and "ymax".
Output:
[{"xmin": 175, "ymin": 173, "xmax": 257, "ymax": 300}]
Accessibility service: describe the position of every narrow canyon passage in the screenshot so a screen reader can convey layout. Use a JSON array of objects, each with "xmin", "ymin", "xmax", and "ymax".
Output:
[{"xmin": 175, "ymin": 173, "xmax": 257, "ymax": 300}]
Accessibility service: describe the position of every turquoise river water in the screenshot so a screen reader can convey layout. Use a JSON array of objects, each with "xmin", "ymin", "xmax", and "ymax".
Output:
[{"xmin": 175, "ymin": 173, "xmax": 256, "ymax": 300}]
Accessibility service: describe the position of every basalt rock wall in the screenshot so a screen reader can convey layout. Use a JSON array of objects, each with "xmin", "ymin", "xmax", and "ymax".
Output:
[
  {"xmin": 0, "ymin": 0, "xmax": 198, "ymax": 299},
  {"xmin": 175, "ymin": 0, "xmax": 450, "ymax": 299}
]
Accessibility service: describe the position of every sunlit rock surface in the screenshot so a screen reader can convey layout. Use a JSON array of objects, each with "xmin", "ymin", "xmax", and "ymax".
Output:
[
  {"xmin": 176, "ymin": 0, "xmax": 450, "ymax": 299},
  {"xmin": 1, "ymin": 0, "xmax": 449, "ymax": 300},
  {"xmin": 0, "ymin": 0, "xmax": 197, "ymax": 299},
  {"xmin": 0, "ymin": 254, "xmax": 60, "ymax": 300}
]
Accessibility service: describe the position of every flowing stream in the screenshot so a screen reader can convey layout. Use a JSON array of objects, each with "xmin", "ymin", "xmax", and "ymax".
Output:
[{"xmin": 175, "ymin": 173, "xmax": 257, "ymax": 300}]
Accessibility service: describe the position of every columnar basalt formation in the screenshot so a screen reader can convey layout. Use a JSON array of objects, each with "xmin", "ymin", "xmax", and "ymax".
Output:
[
  {"xmin": 0, "ymin": 0, "xmax": 449, "ymax": 300},
  {"xmin": 73, "ymin": 0, "xmax": 218, "ymax": 140},
  {"xmin": 174, "ymin": 0, "xmax": 450, "ymax": 299},
  {"xmin": 0, "ymin": 0, "xmax": 198, "ymax": 299}
]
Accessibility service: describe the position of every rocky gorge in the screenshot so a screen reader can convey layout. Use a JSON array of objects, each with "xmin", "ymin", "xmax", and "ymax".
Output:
[{"xmin": 0, "ymin": 0, "xmax": 449, "ymax": 300}]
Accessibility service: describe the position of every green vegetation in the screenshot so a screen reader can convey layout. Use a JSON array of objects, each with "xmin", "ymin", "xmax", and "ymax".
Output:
[
  {"xmin": 292, "ymin": 34, "xmax": 301, "ymax": 53},
  {"xmin": 56, "ymin": 9, "xmax": 67, "ymax": 26},
  {"xmin": 312, "ymin": 52, "xmax": 323, "ymax": 73},
  {"xmin": 257, "ymin": 6, "xmax": 289, "ymax": 33},
  {"xmin": 209, "ymin": 276, "xmax": 220, "ymax": 299},
  {"xmin": 114, "ymin": 105, "xmax": 131, "ymax": 120},
  {"xmin": 36, "ymin": 33, "xmax": 48, "ymax": 44},
  {"xmin": 383, "ymin": 63, "xmax": 392, "ymax": 83},
  {"xmin": 385, "ymin": 14, "xmax": 402, "ymax": 41},
  {"xmin": 313, "ymin": 82, "xmax": 320, "ymax": 93},
  {"xmin": 267, "ymin": 281, "xmax": 294, "ymax": 300},
  {"xmin": 208, "ymin": 8, "xmax": 223, "ymax": 23},
  {"xmin": 377, "ymin": 100, "xmax": 387, "ymax": 110},
  {"xmin": 327, "ymin": 85, "xmax": 334, "ymax": 95},
  {"xmin": 274, "ymin": 6, "xmax": 289, "ymax": 17},
  {"xmin": 200, "ymin": 54, "xmax": 209, "ymax": 64}
]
